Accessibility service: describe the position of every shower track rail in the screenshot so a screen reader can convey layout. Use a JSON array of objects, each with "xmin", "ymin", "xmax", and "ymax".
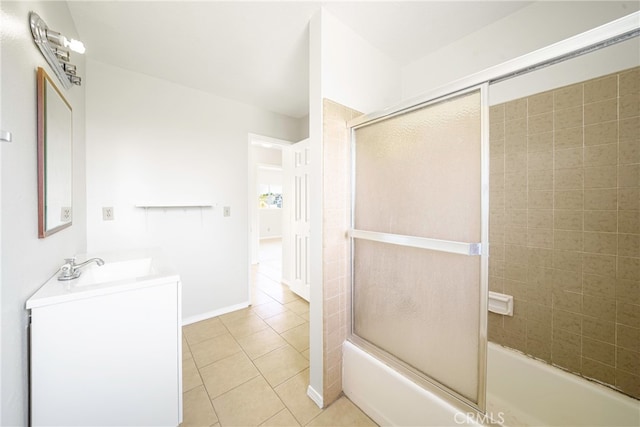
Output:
[{"xmin": 348, "ymin": 12, "xmax": 640, "ymax": 129}]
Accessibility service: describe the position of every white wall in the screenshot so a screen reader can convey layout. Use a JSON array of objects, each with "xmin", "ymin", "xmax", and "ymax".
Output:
[
  {"xmin": 307, "ymin": 7, "xmax": 403, "ymax": 405},
  {"xmin": 85, "ymin": 60, "xmax": 303, "ymax": 323},
  {"xmin": 402, "ymin": 1, "xmax": 640, "ymax": 100},
  {"xmin": 1, "ymin": 2, "xmax": 87, "ymax": 425},
  {"xmin": 254, "ymin": 145, "xmax": 283, "ymax": 165},
  {"xmin": 297, "ymin": 115, "xmax": 310, "ymax": 140},
  {"xmin": 259, "ymin": 210, "xmax": 282, "ymax": 239},
  {"xmin": 321, "ymin": 10, "xmax": 402, "ymax": 115},
  {"xmin": 257, "ymin": 167, "xmax": 283, "ymax": 189}
]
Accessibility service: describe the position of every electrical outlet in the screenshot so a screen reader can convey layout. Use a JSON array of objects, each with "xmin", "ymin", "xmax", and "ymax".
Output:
[
  {"xmin": 61, "ymin": 207, "xmax": 72, "ymax": 222},
  {"xmin": 223, "ymin": 206, "xmax": 231, "ymax": 217},
  {"xmin": 102, "ymin": 207, "xmax": 114, "ymax": 221}
]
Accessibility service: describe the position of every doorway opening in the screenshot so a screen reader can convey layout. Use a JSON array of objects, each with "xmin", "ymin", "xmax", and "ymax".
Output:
[
  {"xmin": 248, "ymin": 133, "xmax": 292, "ymax": 305},
  {"xmin": 257, "ymin": 164, "xmax": 284, "ymax": 283}
]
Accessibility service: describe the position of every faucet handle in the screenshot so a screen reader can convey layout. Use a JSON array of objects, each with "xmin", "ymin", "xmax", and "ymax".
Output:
[
  {"xmin": 61, "ymin": 258, "xmax": 74, "ymax": 272},
  {"xmin": 59, "ymin": 257, "xmax": 79, "ymax": 281}
]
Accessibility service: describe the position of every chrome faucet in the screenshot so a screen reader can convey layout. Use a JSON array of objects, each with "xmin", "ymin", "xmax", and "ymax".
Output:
[{"xmin": 58, "ymin": 257, "xmax": 105, "ymax": 281}]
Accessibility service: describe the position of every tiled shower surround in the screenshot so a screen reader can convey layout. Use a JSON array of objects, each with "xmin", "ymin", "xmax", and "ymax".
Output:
[
  {"xmin": 488, "ymin": 67, "xmax": 640, "ymax": 399},
  {"xmin": 322, "ymin": 99, "xmax": 362, "ymax": 405}
]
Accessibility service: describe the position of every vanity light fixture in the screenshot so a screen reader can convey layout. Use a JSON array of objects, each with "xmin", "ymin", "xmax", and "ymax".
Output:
[
  {"xmin": 44, "ymin": 28, "xmax": 86, "ymax": 54},
  {"xmin": 29, "ymin": 12, "xmax": 85, "ymax": 88}
]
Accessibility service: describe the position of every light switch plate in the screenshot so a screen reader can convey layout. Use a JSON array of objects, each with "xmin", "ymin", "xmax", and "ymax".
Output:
[
  {"xmin": 102, "ymin": 207, "xmax": 114, "ymax": 221},
  {"xmin": 223, "ymin": 206, "xmax": 231, "ymax": 217}
]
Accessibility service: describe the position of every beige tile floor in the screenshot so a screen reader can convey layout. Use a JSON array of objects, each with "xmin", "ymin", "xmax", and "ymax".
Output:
[{"xmin": 180, "ymin": 238, "xmax": 377, "ymax": 427}]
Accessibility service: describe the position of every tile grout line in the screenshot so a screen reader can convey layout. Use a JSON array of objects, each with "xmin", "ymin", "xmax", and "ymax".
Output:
[
  {"xmin": 184, "ymin": 295, "xmax": 311, "ymax": 424},
  {"xmin": 201, "ymin": 317, "xmax": 310, "ymax": 425},
  {"xmin": 183, "ymin": 242, "xmax": 317, "ymax": 426}
]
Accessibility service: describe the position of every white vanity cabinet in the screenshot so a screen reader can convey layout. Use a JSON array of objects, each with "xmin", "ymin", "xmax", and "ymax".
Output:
[{"xmin": 27, "ymin": 249, "xmax": 182, "ymax": 427}]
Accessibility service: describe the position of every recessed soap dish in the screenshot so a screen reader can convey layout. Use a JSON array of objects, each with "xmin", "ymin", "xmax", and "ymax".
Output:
[{"xmin": 488, "ymin": 291, "xmax": 514, "ymax": 316}]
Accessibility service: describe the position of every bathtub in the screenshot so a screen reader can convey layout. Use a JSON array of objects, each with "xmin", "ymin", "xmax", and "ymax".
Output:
[{"xmin": 343, "ymin": 341, "xmax": 640, "ymax": 426}]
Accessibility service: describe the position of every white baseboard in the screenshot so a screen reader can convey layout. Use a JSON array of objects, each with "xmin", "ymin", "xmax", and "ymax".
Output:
[
  {"xmin": 182, "ymin": 301, "xmax": 250, "ymax": 326},
  {"xmin": 290, "ymin": 283, "xmax": 310, "ymax": 302},
  {"xmin": 307, "ymin": 385, "xmax": 324, "ymax": 409}
]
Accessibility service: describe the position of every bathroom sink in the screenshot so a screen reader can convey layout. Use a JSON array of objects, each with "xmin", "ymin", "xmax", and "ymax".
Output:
[
  {"xmin": 74, "ymin": 258, "xmax": 155, "ymax": 287},
  {"xmin": 26, "ymin": 248, "xmax": 179, "ymax": 309}
]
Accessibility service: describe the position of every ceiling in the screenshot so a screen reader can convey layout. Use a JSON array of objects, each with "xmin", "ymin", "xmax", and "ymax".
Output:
[{"xmin": 67, "ymin": 1, "xmax": 533, "ymax": 118}]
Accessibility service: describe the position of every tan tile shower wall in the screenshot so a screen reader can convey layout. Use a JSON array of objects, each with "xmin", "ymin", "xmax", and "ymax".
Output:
[
  {"xmin": 488, "ymin": 67, "xmax": 640, "ymax": 399},
  {"xmin": 322, "ymin": 99, "xmax": 362, "ymax": 405}
]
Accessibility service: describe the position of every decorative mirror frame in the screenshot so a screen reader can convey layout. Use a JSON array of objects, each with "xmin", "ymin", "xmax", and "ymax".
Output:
[{"xmin": 37, "ymin": 67, "xmax": 73, "ymax": 238}]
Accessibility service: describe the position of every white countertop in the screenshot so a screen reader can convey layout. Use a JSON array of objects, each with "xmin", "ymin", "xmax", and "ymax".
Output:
[{"xmin": 26, "ymin": 248, "xmax": 180, "ymax": 309}]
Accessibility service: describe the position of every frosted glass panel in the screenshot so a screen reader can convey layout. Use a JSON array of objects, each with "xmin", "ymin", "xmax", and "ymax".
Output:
[
  {"xmin": 352, "ymin": 90, "xmax": 483, "ymax": 405},
  {"xmin": 354, "ymin": 91, "xmax": 481, "ymax": 242},
  {"xmin": 354, "ymin": 240, "xmax": 480, "ymax": 401}
]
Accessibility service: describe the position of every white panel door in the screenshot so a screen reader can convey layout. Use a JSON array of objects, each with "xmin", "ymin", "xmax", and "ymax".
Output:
[{"xmin": 289, "ymin": 138, "xmax": 310, "ymax": 301}]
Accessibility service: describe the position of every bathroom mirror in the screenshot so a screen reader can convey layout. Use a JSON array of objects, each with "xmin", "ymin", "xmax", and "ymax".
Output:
[{"xmin": 37, "ymin": 67, "xmax": 73, "ymax": 238}]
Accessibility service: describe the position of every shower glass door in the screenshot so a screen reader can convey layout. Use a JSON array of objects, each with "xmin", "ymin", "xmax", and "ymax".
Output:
[{"xmin": 350, "ymin": 87, "xmax": 488, "ymax": 410}]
